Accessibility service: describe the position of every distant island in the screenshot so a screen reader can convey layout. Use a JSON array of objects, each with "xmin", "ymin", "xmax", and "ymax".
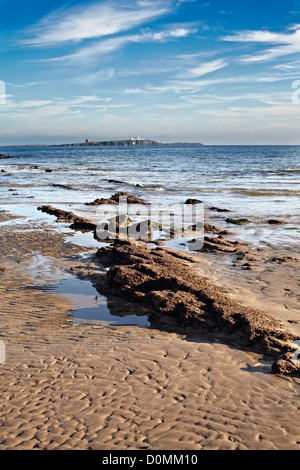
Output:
[{"xmin": 60, "ymin": 137, "xmax": 203, "ymax": 147}]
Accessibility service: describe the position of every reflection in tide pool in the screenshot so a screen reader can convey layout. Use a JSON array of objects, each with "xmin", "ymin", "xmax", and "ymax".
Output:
[
  {"xmin": 49, "ymin": 276, "xmax": 150, "ymax": 327},
  {"xmin": 26, "ymin": 255, "xmax": 150, "ymax": 327}
]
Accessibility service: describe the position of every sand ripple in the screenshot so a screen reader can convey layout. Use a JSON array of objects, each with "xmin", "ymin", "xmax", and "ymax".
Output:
[{"xmin": 1, "ymin": 223, "xmax": 300, "ymax": 450}]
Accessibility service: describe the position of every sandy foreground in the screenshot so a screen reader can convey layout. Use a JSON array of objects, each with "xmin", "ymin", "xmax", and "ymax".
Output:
[{"xmin": 0, "ymin": 210, "xmax": 300, "ymax": 450}]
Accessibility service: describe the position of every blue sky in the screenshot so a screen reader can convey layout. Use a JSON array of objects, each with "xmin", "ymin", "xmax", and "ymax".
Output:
[{"xmin": 0, "ymin": 0, "xmax": 300, "ymax": 144}]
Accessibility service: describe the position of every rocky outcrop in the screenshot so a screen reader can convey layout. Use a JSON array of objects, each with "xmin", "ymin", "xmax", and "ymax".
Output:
[
  {"xmin": 52, "ymin": 184, "xmax": 76, "ymax": 190},
  {"xmin": 267, "ymin": 219, "xmax": 288, "ymax": 225},
  {"xmin": 37, "ymin": 205, "xmax": 97, "ymax": 232},
  {"xmin": 226, "ymin": 218, "xmax": 251, "ymax": 225},
  {"xmin": 209, "ymin": 206, "xmax": 231, "ymax": 213},
  {"xmin": 184, "ymin": 198, "xmax": 203, "ymax": 204},
  {"xmin": 37, "ymin": 199, "xmax": 250, "ymax": 248},
  {"xmin": 85, "ymin": 192, "xmax": 147, "ymax": 206},
  {"xmin": 94, "ymin": 238, "xmax": 299, "ymax": 373}
]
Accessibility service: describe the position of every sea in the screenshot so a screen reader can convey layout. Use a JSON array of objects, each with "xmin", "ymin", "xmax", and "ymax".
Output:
[
  {"xmin": 1, "ymin": 143, "xmax": 299, "ymax": 326},
  {"xmin": 0, "ymin": 144, "xmax": 299, "ymax": 249}
]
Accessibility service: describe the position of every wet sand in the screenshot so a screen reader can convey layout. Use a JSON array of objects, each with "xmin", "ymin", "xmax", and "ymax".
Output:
[{"xmin": 0, "ymin": 210, "xmax": 300, "ymax": 450}]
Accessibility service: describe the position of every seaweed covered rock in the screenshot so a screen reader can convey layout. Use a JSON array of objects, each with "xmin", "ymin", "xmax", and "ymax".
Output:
[
  {"xmin": 37, "ymin": 205, "xmax": 97, "ymax": 232},
  {"xmin": 85, "ymin": 192, "xmax": 147, "ymax": 206},
  {"xmin": 95, "ymin": 239, "xmax": 299, "ymax": 369}
]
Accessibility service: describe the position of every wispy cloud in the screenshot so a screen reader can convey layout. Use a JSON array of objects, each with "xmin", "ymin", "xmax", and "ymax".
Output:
[
  {"xmin": 124, "ymin": 67, "xmax": 300, "ymax": 98},
  {"xmin": 43, "ymin": 26, "xmax": 196, "ymax": 63},
  {"xmin": 0, "ymin": 95, "xmax": 131, "ymax": 122},
  {"xmin": 180, "ymin": 90, "xmax": 293, "ymax": 106},
  {"xmin": 223, "ymin": 27, "xmax": 300, "ymax": 62},
  {"xmin": 21, "ymin": 0, "xmax": 170, "ymax": 47},
  {"xmin": 199, "ymin": 105, "xmax": 300, "ymax": 122},
  {"xmin": 178, "ymin": 58, "xmax": 227, "ymax": 78}
]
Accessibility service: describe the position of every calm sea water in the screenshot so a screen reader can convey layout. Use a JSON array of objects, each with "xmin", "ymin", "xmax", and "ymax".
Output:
[{"xmin": 0, "ymin": 144, "xmax": 299, "ymax": 248}]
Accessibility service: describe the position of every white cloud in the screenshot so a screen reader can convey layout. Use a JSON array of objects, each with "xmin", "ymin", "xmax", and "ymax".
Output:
[
  {"xmin": 122, "ymin": 67, "xmax": 300, "ymax": 98},
  {"xmin": 178, "ymin": 58, "xmax": 227, "ymax": 78},
  {"xmin": 180, "ymin": 90, "xmax": 293, "ymax": 106},
  {"xmin": 44, "ymin": 26, "xmax": 196, "ymax": 63},
  {"xmin": 21, "ymin": 1, "xmax": 170, "ymax": 47},
  {"xmin": 66, "ymin": 95, "xmax": 112, "ymax": 105},
  {"xmin": 223, "ymin": 27, "xmax": 300, "ymax": 62},
  {"xmin": 19, "ymin": 100, "xmax": 52, "ymax": 108},
  {"xmin": 125, "ymin": 88, "xmax": 147, "ymax": 94},
  {"xmin": 0, "ymin": 95, "xmax": 131, "ymax": 122},
  {"xmin": 199, "ymin": 105, "xmax": 300, "ymax": 121}
]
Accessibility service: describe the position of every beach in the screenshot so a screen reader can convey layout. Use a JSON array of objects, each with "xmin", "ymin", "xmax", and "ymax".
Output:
[
  {"xmin": 0, "ymin": 185, "xmax": 300, "ymax": 450},
  {"xmin": 2, "ymin": 0, "xmax": 300, "ymax": 452},
  {"xmin": 0, "ymin": 145, "xmax": 300, "ymax": 450}
]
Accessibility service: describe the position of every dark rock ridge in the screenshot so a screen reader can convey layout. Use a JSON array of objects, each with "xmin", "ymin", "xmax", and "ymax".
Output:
[
  {"xmin": 52, "ymin": 184, "xmax": 76, "ymax": 190},
  {"xmin": 226, "ymin": 218, "xmax": 251, "ymax": 225},
  {"xmin": 209, "ymin": 206, "xmax": 231, "ymax": 213},
  {"xmin": 94, "ymin": 238, "xmax": 300, "ymax": 374},
  {"xmin": 0, "ymin": 154, "xmax": 23, "ymax": 159},
  {"xmin": 37, "ymin": 199, "xmax": 250, "ymax": 249},
  {"xmin": 184, "ymin": 198, "xmax": 203, "ymax": 204},
  {"xmin": 85, "ymin": 192, "xmax": 148, "ymax": 206},
  {"xmin": 267, "ymin": 219, "xmax": 288, "ymax": 225},
  {"xmin": 37, "ymin": 203, "xmax": 148, "ymax": 241},
  {"xmin": 37, "ymin": 205, "xmax": 97, "ymax": 232}
]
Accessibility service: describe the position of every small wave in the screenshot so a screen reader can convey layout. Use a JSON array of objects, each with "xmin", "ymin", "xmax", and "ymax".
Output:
[
  {"xmin": 143, "ymin": 186, "xmax": 165, "ymax": 191},
  {"xmin": 107, "ymin": 179, "xmax": 144, "ymax": 187},
  {"xmin": 232, "ymin": 188, "xmax": 300, "ymax": 197},
  {"xmin": 141, "ymin": 184, "xmax": 165, "ymax": 190},
  {"xmin": 86, "ymin": 168, "xmax": 112, "ymax": 171},
  {"xmin": 272, "ymin": 169, "xmax": 300, "ymax": 175}
]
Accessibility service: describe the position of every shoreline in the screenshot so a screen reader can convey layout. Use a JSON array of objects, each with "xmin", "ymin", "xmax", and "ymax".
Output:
[{"xmin": 0, "ymin": 202, "xmax": 300, "ymax": 449}]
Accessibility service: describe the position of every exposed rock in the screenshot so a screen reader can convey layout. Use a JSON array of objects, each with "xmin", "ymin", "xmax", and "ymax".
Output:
[
  {"xmin": 108, "ymin": 179, "xmax": 126, "ymax": 184},
  {"xmin": 37, "ymin": 204, "xmax": 148, "ymax": 241},
  {"xmin": 184, "ymin": 198, "xmax": 203, "ymax": 204},
  {"xmin": 94, "ymin": 239, "xmax": 299, "ymax": 368},
  {"xmin": 85, "ymin": 191, "xmax": 147, "ymax": 206},
  {"xmin": 271, "ymin": 351, "xmax": 300, "ymax": 375},
  {"xmin": 242, "ymin": 262, "xmax": 255, "ymax": 270},
  {"xmin": 209, "ymin": 206, "xmax": 231, "ymax": 213},
  {"xmin": 52, "ymin": 184, "xmax": 76, "ymax": 190},
  {"xmin": 271, "ymin": 256, "xmax": 299, "ymax": 264},
  {"xmin": 186, "ymin": 222, "xmax": 224, "ymax": 236},
  {"xmin": 267, "ymin": 219, "xmax": 288, "ymax": 225},
  {"xmin": 193, "ymin": 236, "xmax": 247, "ymax": 253},
  {"xmin": 204, "ymin": 223, "xmax": 224, "ymax": 234},
  {"xmin": 226, "ymin": 218, "xmax": 251, "ymax": 225},
  {"xmin": 37, "ymin": 205, "xmax": 97, "ymax": 232}
]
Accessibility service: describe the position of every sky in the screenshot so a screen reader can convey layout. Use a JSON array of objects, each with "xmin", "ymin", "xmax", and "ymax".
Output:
[{"xmin": 0, "ymin": 0, "xmax": 300, "ymax": 145}]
